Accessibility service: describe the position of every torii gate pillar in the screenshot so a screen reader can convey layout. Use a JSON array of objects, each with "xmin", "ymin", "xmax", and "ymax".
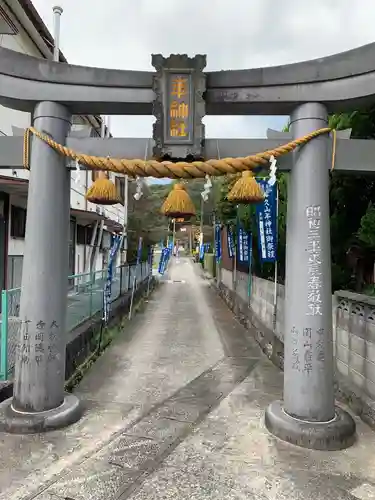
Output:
[
  {"xmin": 265, "ymin": 103, "xmax": 356, "ymax": 450},
  {"xmin": 0, "ymin": 102, "xmax": 82, "ymax": 433}
]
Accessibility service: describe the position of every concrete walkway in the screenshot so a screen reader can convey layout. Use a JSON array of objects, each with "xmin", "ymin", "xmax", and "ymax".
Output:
[{"xmin": 1, "ymin": 259, "xmax": 375, "ymax": 499}]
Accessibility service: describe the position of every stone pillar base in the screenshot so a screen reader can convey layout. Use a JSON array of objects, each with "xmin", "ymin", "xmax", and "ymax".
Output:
[
  {"xmin": 0, "ymin": 393, "xmax": 82, "ymax": 434},
  {"xmin": 265, "ymin": 400, "xmax": 356, "ymax": 451}
]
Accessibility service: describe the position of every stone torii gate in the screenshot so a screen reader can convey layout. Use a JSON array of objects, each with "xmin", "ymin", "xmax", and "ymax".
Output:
[{"xmin": 0, "ymin": 44, "xmax": 375, "ymax": 448}]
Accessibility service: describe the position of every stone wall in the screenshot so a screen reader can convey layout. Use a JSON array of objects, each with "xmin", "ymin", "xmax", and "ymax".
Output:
[
  {"xmin": 335, "ymin": 291, "xmax": 375, "ymax": 400},
  {"xmin": 215, "ymin": 267, "xmax": 375, "ymax": 426}
]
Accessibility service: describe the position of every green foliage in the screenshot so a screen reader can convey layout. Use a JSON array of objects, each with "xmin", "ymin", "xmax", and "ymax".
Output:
[
  {"xmin": 215, "ymin": 175, "xmax": 239, "ymax": 225},
  {"xmin": 127, "ymin": 181, "xmax": 170, "ymax": 260},
  {"xmin": 274, "ymin": 109, "xmax": 375, "ymax": 291},
  {"xmin": 328, "ymin": 109, "xmax": 375, "ymax": 291},
  {"xmin": 330, "ymin": 108, "xmax": 375, "ymax": 138},
  {"xmin": 182, "ymin": 179, "xmax": 206, "ymax": 221},
  {"xmin": 358, "ymin": 203, "xmax": 375, "ymax": 249},
  {"xmin": 127, "ymin": 177, "xmax": 220, "ymax": 257},
  {"xmin": 215, "ymin": 170, "xmax": 288, "ymax": 283}
]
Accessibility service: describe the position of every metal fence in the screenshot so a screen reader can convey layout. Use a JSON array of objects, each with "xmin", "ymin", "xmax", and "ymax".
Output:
[{"xmin": 0, "ymin": 262, "xmax": 151, "ymax": 381}]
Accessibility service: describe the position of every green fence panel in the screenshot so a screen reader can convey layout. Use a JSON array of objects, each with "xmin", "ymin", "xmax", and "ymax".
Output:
[
  {"xmin": 0, "ymin": 287, "xmax": 21, "ymax": 381},
  {"xmin": 0, "ymin": 290, "xmax": 8, "ymax": 381},
  {"xmin": 0, "ymin": 263, "xmax": 148, "ymax": 381}
]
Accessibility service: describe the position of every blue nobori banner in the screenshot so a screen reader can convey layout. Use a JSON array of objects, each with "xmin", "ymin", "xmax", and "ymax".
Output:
[
  {"xmin": 103, "ymin": 234, "xmax": 122, "ymax": 323},
  {"xmin": 215, "ymin": 224, "xmax": 222, "ymax": 263},
  {"xmin": 199, "ymin": 243, "xmax": 204, "ymax": 260},
  {"xmin": 148, "ymin": 245, "xmax": 154, "ymax": 267},
  {"xmin": 158, "ymin": 247, "xmax": 170, "ymax": 275},
  {"xmin": 227, "ymin": 225, "xmax": 235, "ymax": 258},
  {"xmin": 255, "ymin": 180, "xmax": 277, "ymax": 263},
  {"xmin": 237, "ymin": 227, "xmax": 251, "ymax": 264}
]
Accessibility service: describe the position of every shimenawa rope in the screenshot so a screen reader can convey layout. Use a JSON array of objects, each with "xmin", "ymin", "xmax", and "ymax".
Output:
[{"xmin": 23, "ymin": 126, "xmax": 334, "ymax": 179}]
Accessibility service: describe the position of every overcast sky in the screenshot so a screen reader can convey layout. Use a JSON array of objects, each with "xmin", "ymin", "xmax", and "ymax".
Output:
[{"xmin": 32, "ymin": 0, "xmax": 375, "ymax": 140}]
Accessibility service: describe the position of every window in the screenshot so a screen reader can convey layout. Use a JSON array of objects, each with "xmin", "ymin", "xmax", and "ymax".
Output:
[
  {"xmin": 76, "ymin": 225, "xmax": 86, "ymax": 245},
  {"xmin": 77, "ymin": 225, "xmax": 94, "ymax": 245},
  {"xmin": 69, "ymin": 218, "xmax": 76, "ymax": 244},
  {"xmin": 10, "ymin": 205, "xmax": 26, "ymax": 238}
]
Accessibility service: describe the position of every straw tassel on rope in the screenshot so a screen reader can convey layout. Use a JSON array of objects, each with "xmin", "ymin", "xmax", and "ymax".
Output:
[
  {"xmin": 227, "ymin": 171, "xmax": 265, "ymax": 204},
  {"xmin": 85, "ymin": 171, "xmax": 122, "ymax": 205},
  {"xmin": 161, "ymin": 183, "xmax": 196, "ymax": 219}
]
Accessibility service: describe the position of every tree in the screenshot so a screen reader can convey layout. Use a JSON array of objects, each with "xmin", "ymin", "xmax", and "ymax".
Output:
[
  {"xmin": 358, "ymin": 203, "xmax": 375, "ymax": 249},
  {"xmin": 328, "ymin": 110, "xmax": 375, "ymax": 290},
  {"xmin": 214, "ymin": 165, "xmax": 288, "ymax": 282},
  {"xmin": 126, "ymin": 181, "xmax": 170, "ymax": 260},
  {"xmin": 126, "ymin": 178, "xmax": 220, "ymax": 258}
]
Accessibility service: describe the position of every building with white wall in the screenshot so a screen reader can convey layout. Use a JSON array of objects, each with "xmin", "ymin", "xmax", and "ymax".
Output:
[{"xmin": 0, "ymin": 0, "xmax": 126, "ymax": 290}]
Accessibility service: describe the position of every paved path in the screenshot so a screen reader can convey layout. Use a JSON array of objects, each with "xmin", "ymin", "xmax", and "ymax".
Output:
[{"xmin": 1, "ymin": 258, "xmax": 375, "ymax": 499}]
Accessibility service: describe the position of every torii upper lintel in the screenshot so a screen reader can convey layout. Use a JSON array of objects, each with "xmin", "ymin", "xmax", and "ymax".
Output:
[{"xmin": 2, "ymin": 42, "xmax": 375, "ymax": 115}]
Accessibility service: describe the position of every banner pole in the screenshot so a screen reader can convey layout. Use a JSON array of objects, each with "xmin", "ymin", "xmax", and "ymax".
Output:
[
  {"xmin": 128, "ymin": 266, "xmax": 137, "ymax": 321},
  {"xmin": 233, "ymin": 205, "xmax": 238, "ymax": 291},
  {"xmin": 103, "ymin": 234, "xmax": 121, "ymax": 325},
  {"xmin": 172, "ymin": 218, "xmax": 176, "ymax": 257},
  {"xmin": 129, "ymin": 236, "xmax": 142, "ymax": 320},
  {"xmin": 273, "ymin": 182, "xmax": 279, "ymax": 331},
  {"xmin": 146, "ymin": 246, "xmax": 154, "ymax": 297},
  {"xmin": 247, "ymin": 206, "xmax": 253, "ymax": 308}
]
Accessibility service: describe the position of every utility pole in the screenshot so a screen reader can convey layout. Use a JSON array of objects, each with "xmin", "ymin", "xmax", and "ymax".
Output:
[
  {"xmin": 200, "ymin": 175, "xmax": 211, "ymax": 250},
  {"xmin": 212, "ymin": 210, "xmax": 216, "ymax": 246},
  {"xmin": 199, "ymin": 196, "xmax": 204, "ymax": 248},
  {"xmin": 122, "ymin": 175, "xmax": 128, "ymax": 263},
  {"xmin": 172, "ymin": 218, "xmax": 176, "ymax": 254}
]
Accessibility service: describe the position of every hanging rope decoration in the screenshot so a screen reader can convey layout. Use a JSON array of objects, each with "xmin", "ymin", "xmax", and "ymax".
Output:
[
  {"xmin": 161, "ymin": 183, "xmax": 196, "ymax": 219},
  {"xmin": 23, "ymin": 126, "xmax": 333, "ymax": 179},
  {"xmin": 85, "ymin": 170, "xmax": 121, "ymax": 205},
  {"xmin": 227, "ymin": 170, "xmax": 265, "ymax": 204},
  {"xmin": 22, "ymin": 126, "xmax": 337, "ymax": 209}
]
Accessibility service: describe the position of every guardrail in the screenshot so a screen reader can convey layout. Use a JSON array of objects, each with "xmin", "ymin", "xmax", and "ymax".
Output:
[{"xmin": 0, "ymin": 262, "xmax": 151, "ymax": 381}]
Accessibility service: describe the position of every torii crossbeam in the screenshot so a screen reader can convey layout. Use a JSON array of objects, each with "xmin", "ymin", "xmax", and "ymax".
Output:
[{"xmin": 0, "ymin": 43, "xmax": 375, "ymax": 447}]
